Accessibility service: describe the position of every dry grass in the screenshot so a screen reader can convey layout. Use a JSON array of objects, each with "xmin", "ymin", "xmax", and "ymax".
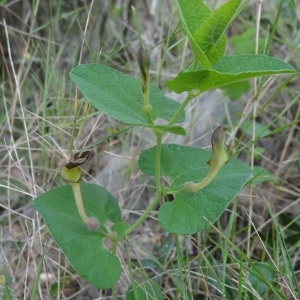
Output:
[{"xmin": 0, "ymin": 0, "xmax": 299, "ymax": 299}]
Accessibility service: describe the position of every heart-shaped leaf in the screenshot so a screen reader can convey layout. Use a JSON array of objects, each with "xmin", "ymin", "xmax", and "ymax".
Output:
[
  {"xmin": 167, "ymin": 55, "xmax": 295, "ymax": 93},
  {"xmin": 33, "ymin": 183, "xmax": 122, "ymax": 289},
  {"xmin": 138, "ymin": 144, "xmax": 252, "ymax": 234},
  {"xmin": 69, "ymin": 64, "xmax": 185, "ymax": 128}
]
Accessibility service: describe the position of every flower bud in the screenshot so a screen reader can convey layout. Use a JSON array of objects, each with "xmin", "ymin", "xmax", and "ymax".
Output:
[{"xmin": 137, "ymin": 44, "xmax": 150, "ymax": 92}]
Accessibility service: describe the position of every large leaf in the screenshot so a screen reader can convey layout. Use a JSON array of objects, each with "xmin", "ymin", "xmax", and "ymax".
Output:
[
  {"xmin": 166, "ymin": 55, "xmax": 296, "ymax": 93},
  {"xmin": 33, "ymin": 183, "xmax": 122, "ymax": 289},
  {"xmin": 69, "ymin": 64, "xmax": 184, "ymax": 129},
  {"xmin": 138, "ymin": 144, "xmax": 252, "ymax": 234},
  {"xmin": 194, "ymin": 0, "xmax": 242, "ymax": 54}
]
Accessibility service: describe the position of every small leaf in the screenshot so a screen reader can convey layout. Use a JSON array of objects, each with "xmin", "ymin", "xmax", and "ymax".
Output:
[
  {"xmin": 0, "ymin": 267, "xmax": 13, "ymax": 300},
  {"xmin": 175, "ymin": 0, "xmax": 228, "ymax": 65},
  {"xmin": 251, "ymin": 166, "xmax": 277, "ymax": 185},
  {"xmin": 175, "ymin": 0, "xmax": 211, "ymax": 34},
  {"xmin": 221, "ymin": 81, "xmax": 250, "ymax": 101},
  {"xmin": 166, "ymin": 55, "xmax": 296, "ymax": 93},
  {"xmin": 247, "ymin": 262, "xmax": 275, "ymax": 296},
  {"xmin": 33, "ymin": 183, "xmax": 122, "ymax": 289},
  {"xmin": 285, "ymin": 233, "xmax": 300, "ymax": 245},
  {"xmin": 126, "ymin": 281, "xmax": 163, "ymax": 300},
  {"xmin": 279, "ymin": 214, "xmax": 300, "ymax": 232},
  {"xmin": 70, "ymin": 64, "xmax": 184, "ymax": 125},
  {"xmin": 206, "ymin": 35, "xmax": 226, "ymax": 64},
  {"xmin": 174, "ymin": 0, "xmax": 212, "ymax": 68},
  {"xmin": 194, "ymin": 0, "xmax": 242, "ymax": 55},
  {"xmin": 111, "ymin": 222, "xmax": 130, "ymax": 240},
  {"xmin": 154, "ymin": 125, "xmax": 186, "ymax": 136},
  {"xmin": 139, "ymin": 144, "xmax": 252, "ymax": 234},
  {"xmin": 241, "ymin": 121, "xmax": 272, "ymax": 138},
  {"xmin": 230, "ymin": 27, "xmax": 265, "ymax": 54}
]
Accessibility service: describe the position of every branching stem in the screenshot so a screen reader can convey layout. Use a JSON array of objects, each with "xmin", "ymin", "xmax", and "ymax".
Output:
[
  {"xmin": 117, "ymin": 132, "xmax": 163, "ymax": 241},
  {"xmin": 168, "ymin": 90, "xmax": 200, "ymax": 126}
]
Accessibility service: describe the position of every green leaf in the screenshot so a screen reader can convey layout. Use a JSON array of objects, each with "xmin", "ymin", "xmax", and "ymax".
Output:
[
  {"xmin": 247, "ymin": 262, "xmax": 275, "ymax": 296},
  {"xmin": 174, "ymin": 0, "xmax": 212, "ymax": 68},
  {"xmin": 69, "ymin": 64, "xmax": 184, "ymax": 126},
  {"xmin": 279, "ymin": 214, "xmax": 300, "ymax": 232},
  {"xmin": 175, "ymin": 0, "xmax": 211, "ymax": 34},
  {"xmin": 0, "ymin": 267, "xmax": 13, "ymax": 300},
  {"xmin": 155, "ymin": 125, "xmax": 186, "ymax": 136},
  {"xmin": 33, "ymin": 183, "xmax": 122, "ymax": 289},
  {"xmin": 126, "ymin": 281, "xmax": 163, "ymax": 300},
  {"xmin": 206, "ymin": 35, "xmax": 226, "ymax": 65},
  {"xmin": 221, "ymin": 81, "xmax": 250, "ymax": 101},
  {"xmin": 241, "ymin": 121, "xmax": 272, "ymax": 138},
  {"xmin": 230, "ymin": 27, "xmax": 265, "ymax": 54},
  {"xmin": 111, "ymin": 222, "xmax": 130, "ymax": 240},
  {"xmin": 194, "ymin": 0, "xmax": 242, "ymax": 55},
  {"xmin": 166, "ymin": 55, "xmax": 296, "ymax": 93},
  {"xmin": 139, "ymin": 144, "xmax": 252, "ymax": 234},
  {"xmin": 175, "ymin": 0, "xmax": 229, "ymax": 65},
  {"xmin": 251, "ymin": 166, "xmax": 277, "ymax": 185}
]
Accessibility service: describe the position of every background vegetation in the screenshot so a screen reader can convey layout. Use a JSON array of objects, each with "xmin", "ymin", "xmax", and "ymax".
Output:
[{"xmin": 0, "ymin": 0, "xmax": 299, "ymax": 298}]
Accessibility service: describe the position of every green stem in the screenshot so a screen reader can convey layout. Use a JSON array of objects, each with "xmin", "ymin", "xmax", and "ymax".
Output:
[
  {"xmin": 117, "ymin": 132, "xmax": 163, "ymax": 241},
  {"xmin": 143, "ymin": 83, "xmax": 153, "ymax": 122},
  {"xmin": 175, "ymin": 235, "xmax": 186, "ymax": 297},
  {"xmin": 69, "ymin": 90, "xmax": 80, "ymax": 161},
  {"xmin": 119, "ymin": 192, "xmax": 162, "ymax": 241},
  {"xmin": 125, "ymin": 241, "xmax": 139, "ymax": 299},
  {"xmin": 70, "ymin": 182, "xmax": 88, "ymax": 224},
  {"xmin": 69, "ymin": 119, "xmax": 77, "ymax": 161},
  {"xmin": 167, "ymin": 90, "xmax": 200, "ymax": 126},
  {"xmin": 155, "ymin": 133, "xmax": 162, "ymax": 191},
  {"xmin": 112, "ymin": 285, "xmax": 117, "ymax": 300}
]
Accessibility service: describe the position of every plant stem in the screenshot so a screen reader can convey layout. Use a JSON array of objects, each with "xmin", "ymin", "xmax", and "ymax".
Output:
[
  {"xmin": 112, "ymin": 285, "xmax": 117, "ymax": 300},
  {"xmin": 167, "ymin": 90, "xmax": 200, "ymax": 126},
  {"xmin": 155, "ymin": 133, "xmax": 162, "ymax": 192},
  {"xmin": 118, "ymin": 189, "xmax": 162, "ymax": 242},
  {"xmin": 69, "ymin": 83, "xmax": 80, "ymax": 160},
  {"xmin": 143, "ymin": 83, "xmax": 153, "ymax": 122},
  {"xmin": 117, "ymin": 132, "xmax": 163, "ymax": 241},
  {"xmin": 70, "ymin": 183, "xmax": 88, "ymax": 224},
  {"xmin": 175, "ymin": 235, "xmax": 186, "ymax": 298}
]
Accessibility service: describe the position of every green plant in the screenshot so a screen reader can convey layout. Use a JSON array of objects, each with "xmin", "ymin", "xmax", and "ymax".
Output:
[
  {"xmin": 32, "ymin": 0, "xmax": 295, "ymax": 295},
  {"xmin": 0, "ymin": 266, "xmax": 13, "ymax": 300}
]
